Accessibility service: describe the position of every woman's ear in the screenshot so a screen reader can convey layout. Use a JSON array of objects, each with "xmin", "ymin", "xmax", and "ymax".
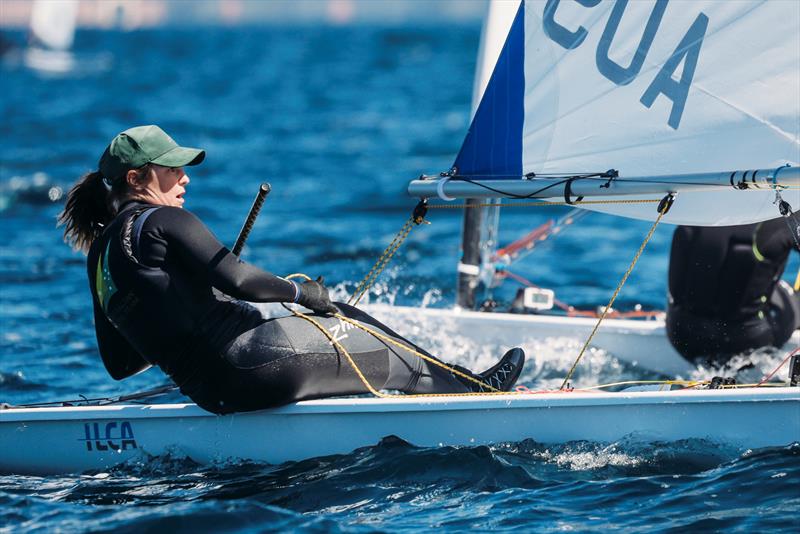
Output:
[
  {"xmin": 125, "ymin": 169, "xmax": 140, "ymax": 188},
  {"xmin": 126, "ymin": 166, "xmax": 153, "ymax": 188}
]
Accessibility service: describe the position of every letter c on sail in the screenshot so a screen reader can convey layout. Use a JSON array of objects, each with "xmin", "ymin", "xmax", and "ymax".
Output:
[{"xmin": 543, "ymin": 0, "xmax": 601, "ymax": 50}]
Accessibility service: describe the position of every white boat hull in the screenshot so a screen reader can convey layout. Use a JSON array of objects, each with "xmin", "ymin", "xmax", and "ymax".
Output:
[{"xmin": 2, "ymin": 388, "xmax": 798, "ymax": 475}]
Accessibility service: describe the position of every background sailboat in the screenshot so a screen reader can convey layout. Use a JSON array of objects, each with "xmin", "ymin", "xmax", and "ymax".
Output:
[{"xmin": 23, "ymin": 0, "xmax": 79, "ymax": 73}]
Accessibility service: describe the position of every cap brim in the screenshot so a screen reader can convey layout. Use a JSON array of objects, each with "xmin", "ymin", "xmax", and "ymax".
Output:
[{"xmin": 150, "ymin": 146, "xmax": 205, "ymax": 168}]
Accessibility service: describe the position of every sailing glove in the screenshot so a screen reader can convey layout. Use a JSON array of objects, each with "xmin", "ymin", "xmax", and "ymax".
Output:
[{"xmin": 297, "ymin": 277, "xmax": 339, "ymax": 316}]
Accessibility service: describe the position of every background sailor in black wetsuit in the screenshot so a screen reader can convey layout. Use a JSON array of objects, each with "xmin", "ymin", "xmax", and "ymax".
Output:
[
  {"xmin": 57, "ymin": 125, "xmax": 525, "ymax": 414},
  {"xmin": 666, "ymin": 218, "xmax": 800, "ymax": 365}
]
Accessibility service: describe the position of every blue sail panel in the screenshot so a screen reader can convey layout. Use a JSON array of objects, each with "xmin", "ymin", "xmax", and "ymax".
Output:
[{"xmin": 453, "ymin": 1, "xmax": 525, "ymax": 179}]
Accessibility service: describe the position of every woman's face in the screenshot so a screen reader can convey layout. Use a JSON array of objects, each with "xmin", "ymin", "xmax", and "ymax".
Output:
[{"xmin": 133, "ymin": 164, "xmax": 190, "ymax": 207}]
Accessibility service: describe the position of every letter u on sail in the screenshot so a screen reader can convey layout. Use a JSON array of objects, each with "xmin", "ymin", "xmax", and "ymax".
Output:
[{"xmin": 409, "ymin": 0, "xmax": 800, "ymax": 226}]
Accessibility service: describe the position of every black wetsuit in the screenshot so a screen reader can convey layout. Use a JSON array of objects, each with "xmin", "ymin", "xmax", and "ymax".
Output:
[
  {"xmin": 87, "ymin": 201, "xmax": 472, "ymax": 414},
  {"xmin": 666, "ymin": 217, "xmax": 800, "ymax": 363}
]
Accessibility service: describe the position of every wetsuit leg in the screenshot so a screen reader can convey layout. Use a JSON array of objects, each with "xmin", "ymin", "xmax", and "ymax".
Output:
[
  {"xmin": 332, "ymin": 302, "xmax": 464, "ymax": 392},
  {"xmin": 203, "ymin": 303, "xmax": 471, "ymax": 413}
]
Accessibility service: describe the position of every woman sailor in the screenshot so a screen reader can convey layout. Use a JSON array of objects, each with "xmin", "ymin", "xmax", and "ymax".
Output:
[
  {"xmin": 666, "ymin": 220, "xmax": 800, "ymax": 365},
  {"xmin": 58, "ymin": 125, "xmax": 525, "ymax": 414}
]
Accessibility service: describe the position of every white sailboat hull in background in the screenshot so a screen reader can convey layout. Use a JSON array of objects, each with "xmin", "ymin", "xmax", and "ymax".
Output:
[
  {"xmin": 363, "ymin": 305, "xmax": 800, "ymax": 378},
  {"xmin": 2, "ymin": 388, "xmax": 798, "ymax": 476}
]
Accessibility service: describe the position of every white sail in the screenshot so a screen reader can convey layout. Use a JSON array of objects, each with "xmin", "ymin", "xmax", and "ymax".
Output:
[
  {"xmin": 29, "ymin": 0, "xmax": 79, "ymax": 51},
  {"xmin": 413, "ymin": 0, "xmax": 800, "ymax": 225}
]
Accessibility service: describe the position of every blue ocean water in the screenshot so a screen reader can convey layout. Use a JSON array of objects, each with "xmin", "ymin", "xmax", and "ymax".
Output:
[{"xmin": 0, "ymin": 26, "xmax": 798, "ymax": 532}]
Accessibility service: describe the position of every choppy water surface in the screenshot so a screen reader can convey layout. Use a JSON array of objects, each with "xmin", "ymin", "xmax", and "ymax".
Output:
[{"xmin": 1, "ymin": 26, "xmax": 798, "ymax": 532}]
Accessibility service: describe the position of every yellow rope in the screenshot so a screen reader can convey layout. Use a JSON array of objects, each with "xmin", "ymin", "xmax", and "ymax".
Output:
[
  {"xmin": 286, "ymin": 274, "xmax": 502, "ymax": 397},
  {"xmin": 334, "ymin": 314, "xmax": 500, "ymax": 393},
  {"xmin": 283, "ymin": 275, "xmax": 791, "ymax": 397},
  {"xmin": 559, "ymin": 198, "xmax": 672, "ymax": 390},
  {"xmin": 284, "ymin": 186, "xmax": 800, "ymax": 399},
  {"xmin": 348, "ymin": 217, "xmax": 416, "ymax": 306},
  {"xmin": 288, "ymin": 308, "xmax": 390, "ymax": 398},
  {"xmin": 295, "ymin": 310, "xmax": 507, "ymax": 397}
]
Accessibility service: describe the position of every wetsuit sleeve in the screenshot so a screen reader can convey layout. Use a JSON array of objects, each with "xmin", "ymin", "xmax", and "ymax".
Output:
[
  {"xmin": 148, "ymin": 208, "xmax": 298, "ymax": 302},
  {"xmin": 755, "ymin": 217, "xmax": 798, "ymax": 263},
  {"xmin": 92, "ymin": 299, "xmax": 152, "ymax": 380}
]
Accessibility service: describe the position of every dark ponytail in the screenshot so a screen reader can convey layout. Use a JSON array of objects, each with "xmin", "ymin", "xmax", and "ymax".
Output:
[
  {"xmin": 58, "ymin": 171, "xmax": 117, "ymax": 252},
  {"xmin": 59, "ymin": 164, "xmax": 152, "ymax": 252}
]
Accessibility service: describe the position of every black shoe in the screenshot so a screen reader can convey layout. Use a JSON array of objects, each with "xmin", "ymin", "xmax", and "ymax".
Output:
[{"xmin": 453, "ymin": 348, "xmax": 525, "ymax": 392}]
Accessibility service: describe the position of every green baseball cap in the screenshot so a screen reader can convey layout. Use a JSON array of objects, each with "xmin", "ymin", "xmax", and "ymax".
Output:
[{"xmin": 98, "ymin": 125, "xmax": 205, "ymax": 183}]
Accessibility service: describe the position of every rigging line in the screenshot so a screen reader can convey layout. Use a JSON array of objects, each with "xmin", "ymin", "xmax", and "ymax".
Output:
[
  {"xmin": 448, "ymin": 175, "xmax": 578, "ymax": 199},
  {"xmin": 559, "ymin": 194, "xmax": 673, "ymax": 390},
  {"xmin": 348, "ymin": 217, "xmax": 414, "ymax": 306},
  {"xmin": 427, "ymin": 198, "xmax": 660, "ymax": 209},
  {"xmin": 757, "ymin": 347, "xmax": 799, "ymax": 386},
  {"xmin": 333, "ymin": 313, "xmax": 503, "ymax": 395},
  {"xmin": 586, "ymin": 177, "xmax": 800, "ymax": 188},
  {"xmin": 493, "ymin": 209, "xmax": 585, "ymax": 277},
  {"xmin": 347, "ymin": 200, "xmax": 428, "ymax": 306},
  {"xmin": 281, "ymin": 294, "xmax": 505, "ymax": 397},
  {"xmin": 3, "ymin": 384, "xmax": 178, "ymax": 409},
  {"xmin": 450, "ymin": 172, "xmax": 612, "ymax": 179},
  {"xmin": 451, "ymin": 175, "xmax": 800, "ymax": 190},
  {"xmin": 281, "ymin": 301, "xmax": 388, "ymax": 398}
]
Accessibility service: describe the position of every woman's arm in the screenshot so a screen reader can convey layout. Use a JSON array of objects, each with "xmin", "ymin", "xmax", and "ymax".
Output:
[
  {"xmin": 148, "ymin": 207, "xmax": 298, "ymax": 302},
  {"xmin": 755, "ymin": 217, "xmax": 798, "ymax": 264}
]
